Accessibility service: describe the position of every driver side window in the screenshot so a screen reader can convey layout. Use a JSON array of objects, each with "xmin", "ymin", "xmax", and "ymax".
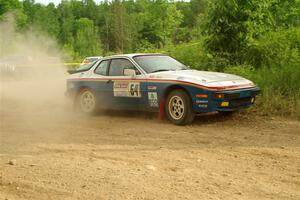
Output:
[{"xmin": 109, "ymin": 59, "xmax": 140, "ymax": 76}]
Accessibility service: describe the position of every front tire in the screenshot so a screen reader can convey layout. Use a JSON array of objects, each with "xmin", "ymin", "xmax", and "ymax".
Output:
[
  {"xmin": 77, "ymin": 89, "xmax": 98, "ymax": 115},
  {"xmin": 165, "ymin": 90, "xmax": 195, "ymax": 125}
]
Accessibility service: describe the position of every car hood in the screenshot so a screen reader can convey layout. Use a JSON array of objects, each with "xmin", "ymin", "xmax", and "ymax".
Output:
[{"xmin": 146, "ymin": 70, "xmax": 255, "ymax": 90}]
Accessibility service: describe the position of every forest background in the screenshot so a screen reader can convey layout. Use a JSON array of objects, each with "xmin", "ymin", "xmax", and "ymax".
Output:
[{"xmin": 0, "ymin": 0, "xmax": 299, "ymax": 117}]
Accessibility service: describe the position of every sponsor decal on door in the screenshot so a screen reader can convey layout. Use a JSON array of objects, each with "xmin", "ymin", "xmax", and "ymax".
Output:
[
  {"xmin": 113, "ymin": 81, "xmax": 141, "ymax": 98},
  {"xmin": 148, "ymin": 92, "xmax": 158, "ymax": 107}
]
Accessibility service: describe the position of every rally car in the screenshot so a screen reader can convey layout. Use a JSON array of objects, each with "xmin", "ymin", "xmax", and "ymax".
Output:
[{"xmin": 66, "ymin": 53, "xmax": 260, "ymax": 125}]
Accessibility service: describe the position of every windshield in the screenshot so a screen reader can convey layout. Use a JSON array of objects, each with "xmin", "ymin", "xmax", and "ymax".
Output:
[{"xmin": 133, "ymin": 55, "xmax": 187, "ymax": 73}]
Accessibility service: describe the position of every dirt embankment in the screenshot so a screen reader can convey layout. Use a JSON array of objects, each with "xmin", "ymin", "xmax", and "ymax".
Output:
[{"xmin": 0, "ymin": 79, "xmax": 300, "ymax": 200}]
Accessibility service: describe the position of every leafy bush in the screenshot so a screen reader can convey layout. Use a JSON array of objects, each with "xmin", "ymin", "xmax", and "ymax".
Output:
[
  {"xmin": 224, "ymin": 65, "xmax": 254, "ymax": 80},
  {"xmin": 226, "ymin": 62, "xmax": 300, "ymax": 118},
  {"xmin": 164, "ymin": 41, "xmax": 231, "ymax": 71},
  {"xmin": 244, "ymin": 27, "xmax": 300, "ymax": 68},
  {"xmin": 254, "ymin": 54, "xmax": 300, "ymax": 118}
]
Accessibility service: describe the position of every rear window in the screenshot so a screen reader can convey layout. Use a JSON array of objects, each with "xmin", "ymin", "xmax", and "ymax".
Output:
[
  {"xmin": 88, "ymin": 58, "xmax": 99, "ymax": 62},
  {"xmin": 77, "ymin": 62, "xmax": 95, "ymax": 71}
]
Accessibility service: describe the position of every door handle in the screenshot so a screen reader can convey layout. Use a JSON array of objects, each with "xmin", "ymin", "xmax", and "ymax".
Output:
[{"xmin": 106, "ymin": 79, "xmax": 112, "ymax": 84}]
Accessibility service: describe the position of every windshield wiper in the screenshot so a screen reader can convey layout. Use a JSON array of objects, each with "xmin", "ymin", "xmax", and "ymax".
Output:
[
  {"xmin": 151, "ymin": 69, "xmax": 170, "ymax": 73},
  {"xmin": 177, "ymin": 68, "xmax": 188, "ymax": 70},
  {"xmin": 180, "ymin": 65, "xmax": 189, "ymax": 70}
]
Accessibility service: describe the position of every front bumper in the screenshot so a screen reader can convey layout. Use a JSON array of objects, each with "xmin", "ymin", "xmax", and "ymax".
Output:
[
  {"xmin": 215, "ymin": 87, "xmax": 260, "ymax": 111},
  {"xmin": 193, "ymin": 87, "xmax": 260, "ymax": 112}
]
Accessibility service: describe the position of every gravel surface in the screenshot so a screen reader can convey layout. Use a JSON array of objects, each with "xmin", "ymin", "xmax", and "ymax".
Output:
[{"xmin": 0, "ymin": 80, "xmax": 299, "ymax": 200}]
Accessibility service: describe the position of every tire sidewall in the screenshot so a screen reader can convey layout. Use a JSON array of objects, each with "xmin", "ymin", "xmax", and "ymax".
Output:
[
  {"xmin": 76, "ymin": 88, "xmax": 98, "ymax": 115},
  {"xmin": 165, "ymin": 90, "xmax": 195, "ymax": 125}
]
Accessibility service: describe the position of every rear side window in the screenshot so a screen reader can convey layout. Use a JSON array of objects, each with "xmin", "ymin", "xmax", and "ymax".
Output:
[
  {"xmin": 109, "ymin": 59, "xmax": 140, "ymax": 76},
  {"xmin": 88, "ymin": 58, "xmax": 99, "ymax": 62},
  {"xmin": 94, "ymin": 60, "xmax": 109, "ymax": 75}
]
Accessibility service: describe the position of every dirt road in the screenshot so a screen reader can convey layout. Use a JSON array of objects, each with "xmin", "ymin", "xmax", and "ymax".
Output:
[{"xmin": 0, "ymin": 80, "xmax": 300, "ymax": 200}]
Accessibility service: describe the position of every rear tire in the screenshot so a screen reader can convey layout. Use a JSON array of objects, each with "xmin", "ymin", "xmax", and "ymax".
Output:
[
  {"xmin": 165, "ymin": 90, "xmax": 195, "ymax": 125},
  {"xmin": 76, "ymin": 88, "xmax": 98, "ymax": 115}
]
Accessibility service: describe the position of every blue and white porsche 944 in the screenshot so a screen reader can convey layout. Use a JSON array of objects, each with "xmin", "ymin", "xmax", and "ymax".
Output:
[{"xmin": 66, "ymin": 53, "xmax": 260, "ymax": 125}]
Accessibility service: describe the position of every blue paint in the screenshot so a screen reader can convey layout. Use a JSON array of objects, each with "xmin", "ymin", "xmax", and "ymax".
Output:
[{"xmin": 66, "ymin": 79, "xmax": 260, "ymax": 113}]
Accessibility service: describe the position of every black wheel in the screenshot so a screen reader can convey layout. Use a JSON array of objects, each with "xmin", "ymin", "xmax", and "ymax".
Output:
[
  {"xmin": 165, "ymin": 90, "xmax": 195, "ymax": 125},
  {"xmin": 76, "ymin": 88, "xmax": 98, "ymax": 115}
]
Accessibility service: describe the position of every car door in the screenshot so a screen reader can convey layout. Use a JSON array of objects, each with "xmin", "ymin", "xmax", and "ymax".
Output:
[
  {"xmin": 92, "ymin": 59, "xmax": 113, "ymax": 108},
  {"xmin": 107, "ymin": 58, "xmax": 146, "ymax": 110}
]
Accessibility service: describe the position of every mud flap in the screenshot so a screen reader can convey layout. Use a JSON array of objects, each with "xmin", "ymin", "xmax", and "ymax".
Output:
[{"xmin": 158, "ymin": 98, "xmax": 165, "ymax": 120}]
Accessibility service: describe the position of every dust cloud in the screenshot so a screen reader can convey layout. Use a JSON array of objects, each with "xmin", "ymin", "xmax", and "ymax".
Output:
[{"xmin": 0, "ymin": 14, "xmax": 72, "ymax": 134}]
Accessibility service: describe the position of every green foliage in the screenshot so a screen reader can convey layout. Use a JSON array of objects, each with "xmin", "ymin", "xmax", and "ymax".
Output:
[
  {"xmin": 106, "ymin": 0, "xmax": 131, "ymax": 52},
  {"xmin": 164, "ymin": 41, "xmax": 213, "ymax": 70},
  {"xmin": 270, "ymin": 0, "xmax": 300, "ymax": 28},
  {"xmin": 246, "ymin": 28, "xmax": 300, "ymax": 100},
  {"xmin": 245, "ymin": 28, "xmax": 300, "ymax": 68},
  {"xmin": 34, "ymin": 3, "xmax": 59, "ymax": 37},
  {"xmin": 224, "ymin": 65, "xmax": 254, "ymax": 80},
  {"xmin": 74, "ymin": 17, "xmax": 102, "ymax": 57},
  {"xmin": 0, "ymin": 0, "xmax": 21, "ymax": 16},
  {"xmin": 254, "ymin": 63, "xmax": 300, "ymax": 118},
  {"xmin": 225, "ymin": 28, "xmax": 300, "ymax": 117},
  {"xmin": 203, "ymin": 0, "xmax": 275, "ymax": 63},
  {"xmin": 135, "ymin": 0, "xmax": 183, "ymax": 48},
  {"xmin": 0, "ymin": 0, "xmax": 27, "ymax": 30}
]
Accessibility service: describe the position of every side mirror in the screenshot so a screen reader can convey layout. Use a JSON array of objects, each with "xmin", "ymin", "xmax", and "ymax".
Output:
[{"xmin": 124, "ymin": 68, "xmax": 136, "ymax": 77}]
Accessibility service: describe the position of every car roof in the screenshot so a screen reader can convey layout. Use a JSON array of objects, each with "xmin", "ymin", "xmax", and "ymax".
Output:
[
  {"xmin": 84, "ymin": 56, "xmax": 102, "ymax": 59},
  {"xmin": 102, "ymin": 53, "xmax": 166, "ymax": 59}
]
